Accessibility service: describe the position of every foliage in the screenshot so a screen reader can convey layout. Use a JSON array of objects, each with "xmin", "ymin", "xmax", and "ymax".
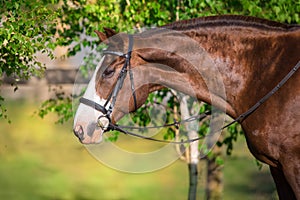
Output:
[
  {"xmin": 0, "ymin": 0, "xmax": 60, "ymax": 121},
  {"xmin": 217, "ymin": 122, "xmax": 244, "ymax": 155},
  {"xmin": 0, "ymin": 96, "xmax": 10, "ymax": 123},
  {"xmin": 37, "ymin": 87, "xmax": 73, "ymax": 124},
  {"xmin": 0, "ymin": 0, "xmax": 59, "ymax": 83}
]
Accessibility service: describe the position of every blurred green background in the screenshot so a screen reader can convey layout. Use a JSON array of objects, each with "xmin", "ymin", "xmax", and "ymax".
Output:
[{"xmin": 0, "ymin": 100, "xmax": 276, "ymax": 200}]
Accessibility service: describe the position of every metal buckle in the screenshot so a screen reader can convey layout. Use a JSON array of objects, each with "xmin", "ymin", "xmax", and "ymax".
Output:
[{"xmin": 97, "ymin": 115, "xmax": 110, "ymax": 131}]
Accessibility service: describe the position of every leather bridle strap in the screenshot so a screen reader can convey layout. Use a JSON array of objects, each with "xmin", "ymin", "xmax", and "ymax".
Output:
[
  {"xmin": 103, "ymin": 34, "xmax": 137, "ymax": 115},
  {"xmin": 221, "ymin": 60, "xmax": 300, "ymax": 129},
  {"xmin": 109, "ymin": 111, "xmax": 211, "ymax": 144},
  {"xmin": 79, "ymin": 34, "xmax": 137, "ymax": 117},
  {"xmin": 79, "ymin": 97, "xmax": 108, "ymax": 114},
  {"xmin": 108, "ymin": 60, "xmax": 300, "ymax": 143}
]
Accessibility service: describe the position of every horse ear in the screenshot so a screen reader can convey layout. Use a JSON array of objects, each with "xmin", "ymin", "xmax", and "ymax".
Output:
[
  {"xmin": 94, "ymin": 30, "xmax": 107, "ymax": 42},
  {"xmin": 103, "ymin": 27, "xmax": 117, "ymax": 38},
  {"xmin": 95, "ymin": 28, "xmax": 124, "ymax": 49},
  {"xmin": 94, "ymin": 28, "xmax": 117, "ymax": 43}
]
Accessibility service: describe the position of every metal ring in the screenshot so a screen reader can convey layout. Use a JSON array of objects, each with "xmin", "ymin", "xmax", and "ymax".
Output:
[{"xmin": 97, "ymin": 115, "xmax": 110, "ymax": 131}]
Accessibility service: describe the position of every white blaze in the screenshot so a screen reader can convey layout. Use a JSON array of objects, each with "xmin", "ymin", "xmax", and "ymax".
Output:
[{"xmin": 73, "ymin": 56, "xmax": 110, "ymax": 143}]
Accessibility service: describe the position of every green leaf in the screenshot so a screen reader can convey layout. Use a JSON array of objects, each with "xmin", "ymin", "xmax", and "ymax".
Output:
[{"xmin": 215, "ymin": 156, "xmax": 224, "ymax": 165}]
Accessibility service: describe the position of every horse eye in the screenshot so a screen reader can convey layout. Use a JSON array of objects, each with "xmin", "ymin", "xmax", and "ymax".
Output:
[{"xmin": 102, "ymin": 68, "xmax": 115, "ymax": 78}]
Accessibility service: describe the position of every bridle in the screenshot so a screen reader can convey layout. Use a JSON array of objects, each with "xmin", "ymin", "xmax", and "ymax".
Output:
[
  {"xmin": 80, "ymin": 34, "xmax": 137, "ymax": 129},
  {"xmin": 79, "ymin": 34, "xmax": 300, "ymax": 144}
]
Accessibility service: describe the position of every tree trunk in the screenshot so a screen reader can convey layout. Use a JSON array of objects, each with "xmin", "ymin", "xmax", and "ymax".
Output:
[
  {"xmin": 179, "ymin": 95, "xmax": 199, "ymax": 200},
  {"xmin": 206, "ymin": 147, "xmax": 223, "ymax": 200},
  {"xmin": 205, "ymin": 113, "xmax": 224, "ymax": 200},
  {"xmin": 188, "ymin": 163, "xmax": 198, "ymax": 200},
  {"xmin": 176, "ymin": 94, "xmax": 224, "ymax": 200}
]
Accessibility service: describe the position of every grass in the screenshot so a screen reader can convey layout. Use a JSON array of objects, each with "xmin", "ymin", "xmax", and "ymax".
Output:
[{"xmin": 0, "ymin": 100, "xmax": 277, "ymax": 199}]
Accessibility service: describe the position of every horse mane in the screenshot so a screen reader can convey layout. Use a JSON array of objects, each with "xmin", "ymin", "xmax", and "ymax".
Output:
[{"xmin": 162, "ymin": 15, "xmax": 300, "ymax": 31}]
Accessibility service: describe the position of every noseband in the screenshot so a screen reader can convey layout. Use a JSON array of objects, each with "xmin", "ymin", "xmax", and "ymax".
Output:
[
  {"xmin": 80, "ymin": 34, "xmax": 137, "ymax": 130},
  {"xmin": 79, "ymin": 33, "xmax": 300, "ymax": 143}
]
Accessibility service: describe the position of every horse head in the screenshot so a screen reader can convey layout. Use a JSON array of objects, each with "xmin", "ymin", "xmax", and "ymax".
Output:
[
  {"xmin": 73, "ymin": 27, "xmax": 226, "ymax": 144},
  {"xmin": 73, "ymin": 29, "xmax": 155, "ymax": 144}
]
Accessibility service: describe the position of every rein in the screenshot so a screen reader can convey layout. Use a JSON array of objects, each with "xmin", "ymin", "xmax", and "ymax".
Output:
[{"xmin": 79, "ymin": 34, "xmax": 300, "ymax": 144}]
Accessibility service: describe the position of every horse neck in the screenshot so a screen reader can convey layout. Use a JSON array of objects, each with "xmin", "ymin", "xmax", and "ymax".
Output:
[
  {"xmin": 137, "ymin": 25, "xmax": 299, "ymax": 118},
  {"xmin": 187, "ymin": 26, "xmax": 299, "ymax": 117}
]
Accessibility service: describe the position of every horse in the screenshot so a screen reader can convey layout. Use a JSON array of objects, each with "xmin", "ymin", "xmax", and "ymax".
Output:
[{"xmin": 73, "ymin": 15, "xmax": 300, "ymax": 199}]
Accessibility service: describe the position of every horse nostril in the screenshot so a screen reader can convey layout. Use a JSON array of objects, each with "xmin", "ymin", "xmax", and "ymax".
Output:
[{"xmin": 73, "ymin": 125, "xmax": 84, "ymax": 141}]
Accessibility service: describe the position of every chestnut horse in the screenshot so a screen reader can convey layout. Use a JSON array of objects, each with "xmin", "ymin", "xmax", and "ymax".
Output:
[{"xmin": 73, "ymin": 15, "xmax": 300, "ymax": 199}]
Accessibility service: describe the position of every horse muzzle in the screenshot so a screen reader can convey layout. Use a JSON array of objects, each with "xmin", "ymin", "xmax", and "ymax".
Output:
[{"xmin": 73, "ymin": 115, "xmax": 110, "ymax": 144}]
